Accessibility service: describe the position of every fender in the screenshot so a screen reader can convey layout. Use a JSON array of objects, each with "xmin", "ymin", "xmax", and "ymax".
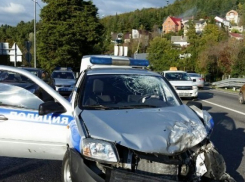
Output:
[{"xmin": 67, "ymin": 148, "xmax": 104, "ymax": 182}]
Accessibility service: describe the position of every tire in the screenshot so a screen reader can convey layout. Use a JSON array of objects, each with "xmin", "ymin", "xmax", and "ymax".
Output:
[
  {"xmin": 62, "ymin": 150, "xmax": 72, "ymax": 182},
  {"xmin": 239, "ymin": 92, "xmax": 245, "ymax": 104},
  {"xmin": 219, "ymin": 173, "xmax": 237, "ymax": 182}
]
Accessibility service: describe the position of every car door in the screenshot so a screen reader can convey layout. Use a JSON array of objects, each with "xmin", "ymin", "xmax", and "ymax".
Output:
[{"xmin": 0, "ymin": 65, "xmax": 74, "ymax": 160}]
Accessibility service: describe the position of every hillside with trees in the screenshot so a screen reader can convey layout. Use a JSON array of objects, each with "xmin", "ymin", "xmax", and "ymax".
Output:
[{"xmin": 0, "ymin": 0, "xmax": 244, "ymax": 80}]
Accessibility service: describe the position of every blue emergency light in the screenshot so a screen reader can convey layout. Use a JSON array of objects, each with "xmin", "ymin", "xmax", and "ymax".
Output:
[
  {"xmin": 90, "ymin": 57, "xmax": 112, "ymax": 65},
  {"xmin": 129, "ymin": 59, "xmax": 149, "ymax": 67},
  {"xmin": 90, "ymin": 57, "xmax": 149, "ymax": 67}
]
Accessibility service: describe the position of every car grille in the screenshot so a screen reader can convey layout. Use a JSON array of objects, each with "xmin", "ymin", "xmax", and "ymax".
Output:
[
  {"xmin": 175, "ymin": 86, "xmax": 192, "ymax": 90},
  {"xmin": 135, "ymin": 159, "xmax": 179, "ymax": 180},
  {"xmin": 107, "ymin": 169, "xmax": 180, "ymax": 182}
]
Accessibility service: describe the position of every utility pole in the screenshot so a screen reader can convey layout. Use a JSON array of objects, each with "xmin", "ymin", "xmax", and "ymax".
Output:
[
  {"xmin": 14, "ymin": 43, "xmax": 17, "ymax": 67},
  {"xmin": 34, "ymin": 0, "xmax": 37, "ymax": 68}
]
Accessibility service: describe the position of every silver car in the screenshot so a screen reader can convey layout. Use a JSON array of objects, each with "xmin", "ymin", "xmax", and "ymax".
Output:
[
  {"xmin": 51, "ymin": 68, "xmax": 76, "ymax": 96},
  {"xmin": 188, "ymin": 73, "xmax": 205, "ymax": 89}
]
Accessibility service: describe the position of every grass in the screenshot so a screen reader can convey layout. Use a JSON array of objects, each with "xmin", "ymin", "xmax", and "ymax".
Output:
[{"xmin": 212, "ymin": 86, "xmax": 240, "ymax": 93}]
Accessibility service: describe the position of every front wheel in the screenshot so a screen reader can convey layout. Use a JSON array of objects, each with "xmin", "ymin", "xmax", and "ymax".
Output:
[
  {"xmin": 62, "ymin": 150, "xmax": 72, "ymax": 182},
  {"xmin": 202, "ymin": 173, "xmax": 236, "ymax": 182},
  {"xmin": 219, "ymin": 173, "xmax": 236, "ymax": 182},
  {"xmin": 239, "ymin": 92, "xmax": 245, "ymax": 104}
]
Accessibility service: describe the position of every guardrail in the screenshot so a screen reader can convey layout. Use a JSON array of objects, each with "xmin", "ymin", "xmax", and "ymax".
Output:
[{"xmin": 212, "ymin": 78, "xmax": 245, "ymax": 88}]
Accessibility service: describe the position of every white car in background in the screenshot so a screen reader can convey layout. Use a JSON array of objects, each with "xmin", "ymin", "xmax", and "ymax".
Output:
[
  {"xmin": 162, "ymin": 70, "xmax": 198, "ymax": 99},
  {"xmin": 187, "ymin": 72, "xmax": 205, "ymax": 89}
]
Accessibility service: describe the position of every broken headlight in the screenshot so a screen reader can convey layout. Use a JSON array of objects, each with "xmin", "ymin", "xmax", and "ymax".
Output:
[
  {"xmin": 202, "ymin": 110, "xmax": 214, "ymax": 135},
  {"xmin": 190, "ymin": 105, "xmax": 214, "ymax": 136},
  {"xmin": 195, "ymin": 152, "xmax": 207, "ymax": 177},
  {"xmin": 82, "ymin": 138, "xmax": 118, "ymax": 163}
]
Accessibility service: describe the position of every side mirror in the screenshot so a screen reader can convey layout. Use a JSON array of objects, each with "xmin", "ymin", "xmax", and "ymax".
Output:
[
  {"xmin": 39, "ymin": 101, "xmax": 66, "ymax": 115},
  {"xmin": 186, "ymin": 101, "xmax": 202, "ymax": 110}
]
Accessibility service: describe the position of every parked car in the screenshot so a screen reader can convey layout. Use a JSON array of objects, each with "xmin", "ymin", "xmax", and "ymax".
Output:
[
  {"xmin": 239, "ymin": 84, "xmax": 245, "ymax": 104},
  {"xmin": 0, "ymin": 67, "xmax": 54, "ymax": 102},
  {"xmin": 0, "ymin": 58, "xmax": 235, "ymax": 182},
  {"xmin": 51, "ymin": 67, "xmax": 76, "ymax": 96},
  {"xmin": 187, "ymin": 72, "xmax": 205, "ymax": 89},
  {"xmin": 162, "ymin": 70, "xmax": 198, "ymax": 99}
]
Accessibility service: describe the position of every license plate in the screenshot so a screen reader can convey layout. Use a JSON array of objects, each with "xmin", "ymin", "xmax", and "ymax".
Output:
[
  {"xmin": 58, "ymin": 87, "xmax": 72, "ymax": 92},
  {"xmin": 178, "ymin": 92, "xmax": 190, "ymax": 96}
]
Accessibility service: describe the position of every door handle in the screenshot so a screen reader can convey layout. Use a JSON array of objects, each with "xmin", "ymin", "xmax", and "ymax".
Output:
[{"xmin": 0, "ymin": 115, "xmax": 8, "ymax": 121}]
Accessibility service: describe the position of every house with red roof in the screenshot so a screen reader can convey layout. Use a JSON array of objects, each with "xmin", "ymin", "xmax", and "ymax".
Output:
[
  {"xmin": 229, "ymin": 33, "xmax": 243, "ymax": 40},
  {"xmin": 162, "ymin": 16, "xmax": 182, "ymax": 34}
]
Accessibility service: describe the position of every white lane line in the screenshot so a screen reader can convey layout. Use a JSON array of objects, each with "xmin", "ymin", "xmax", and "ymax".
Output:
[{"xmin": 202, "ymin": 100, "xmax": 245, "ymax": 116}]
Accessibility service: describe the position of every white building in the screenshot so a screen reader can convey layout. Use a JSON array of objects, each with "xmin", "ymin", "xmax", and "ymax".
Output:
[{"xmin": 226, "ymin": 10, "xmax": 239, "ymax": 24}]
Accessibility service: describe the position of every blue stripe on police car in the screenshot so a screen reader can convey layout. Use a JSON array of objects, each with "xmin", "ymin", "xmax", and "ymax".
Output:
[{"xmin": 0, "ymin": 108, "xmax": 74, "ymax": 125}]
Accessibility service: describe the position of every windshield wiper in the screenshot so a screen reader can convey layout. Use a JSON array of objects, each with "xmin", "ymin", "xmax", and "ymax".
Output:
[
  {"xmin": 82, "ymin": 104, "xmax": 158, "ymax": 110},
  {"xmin": 127, "ymin": 104, "xmax": 158, "ymax": 108},
  {"xmin": 82, "ymin": 105, "xmax": 111, "ymax": 110}
]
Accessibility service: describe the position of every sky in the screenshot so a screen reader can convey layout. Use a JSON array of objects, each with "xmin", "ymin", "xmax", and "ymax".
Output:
[{"xmin": 0, "ymin": 0, "xmax": 175, "ymax": 26}]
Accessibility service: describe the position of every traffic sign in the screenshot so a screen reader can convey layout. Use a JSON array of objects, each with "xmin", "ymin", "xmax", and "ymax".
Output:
[
  {"xmin": 25, "ymin": 52, "xmax": 32, "ymax": 63},
  {"xmin": 10, "ymin": 43, "xmax": 22, "ymax": 62},
  {"xmin": 25, "ymin": 41, "xmax": 32, "ymax": 51}
]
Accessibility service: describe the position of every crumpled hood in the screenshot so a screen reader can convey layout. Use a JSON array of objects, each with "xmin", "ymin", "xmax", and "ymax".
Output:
[
  {"xmin": 81, "ymin": 105, "xmax": 208, "ymax": 155},
  {"xmin": 54, "ymin": 78, "xmax": 76, "ymax": 86}
]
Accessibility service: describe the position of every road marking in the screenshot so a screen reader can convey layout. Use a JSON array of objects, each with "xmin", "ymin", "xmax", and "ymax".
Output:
[{"xmin": 202, "ymin": 100, "xmax": 245, "ymax": 116}]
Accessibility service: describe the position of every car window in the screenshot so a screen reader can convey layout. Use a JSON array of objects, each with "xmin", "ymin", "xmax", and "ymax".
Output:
[
  {"xmin": 0, "ymin": 71, "xmax": 32, "ymax": 82},
  {"xmin": 0, "ymin": 83, "xmax": 43, "ymax": 110},
  {"xmin": 165, "ymin": 72, "xmax": 191, "ymax": 81},
  {"xmin": 79, "ymin": 74, "xmax": 180, "ymax": 109},
  {"xmin": 52, "ymin": 71, "xmax": 75, "ymax": 79},
  {"xmin": 188, "ymin": 73, "xmax": 201, "ymax": 77},
  {"xmin": 0, "ymin": 70, "xmax": 55, "ymax": 104}
]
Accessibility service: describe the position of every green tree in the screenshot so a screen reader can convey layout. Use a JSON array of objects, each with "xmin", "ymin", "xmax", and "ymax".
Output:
[
  {"xmin": 146, "ymin": 36, "xmax": 180, "ymax": 71},
  {"xmin": 185, "ymin": 20, "xmax": 201, "ymax": 72},
  {"xmin": 238, "ymin": 3, "xmax": 245, "ymax": 26},
  {"xmin": 37, "ymin": 0, "xmax": 104, "ymax": 72},
  {"xmin": 197, "ymin": 23, "xmax": 228, "ymax": 77},
  {"xmin": 232, "ymin": 47, "xmax": 245, "ymax": 77}
]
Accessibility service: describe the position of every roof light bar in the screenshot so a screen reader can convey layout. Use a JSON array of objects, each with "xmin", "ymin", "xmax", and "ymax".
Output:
[
  {"xmin": 90, "ymin": 57, "xmax": 112, "ymax": 65},
  {"xmin": 90, "ymin": 56, "xmax": 149, "ymax": 67},
  {"xmin": 129, "ymin": 59, "xmax": 149, "ymax": 67}
]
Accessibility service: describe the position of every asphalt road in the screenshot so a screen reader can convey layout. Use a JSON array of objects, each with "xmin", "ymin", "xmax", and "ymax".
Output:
[
  {"xmin": 0, "ymin": 87, "xmax": 245, "ymax": 182},
  {"xmin": 197, "ymin": 88, "xmax": 245, "ymax": 182}
]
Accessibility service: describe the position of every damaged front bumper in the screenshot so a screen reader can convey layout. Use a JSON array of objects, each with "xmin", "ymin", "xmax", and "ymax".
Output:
[
  {"xmin": 106, "ymin": 169, "xmax": 182, "ymax": 182},
  {"xmin": 68, "ymin": 140, "xmax": 235, "ymax": 182}
]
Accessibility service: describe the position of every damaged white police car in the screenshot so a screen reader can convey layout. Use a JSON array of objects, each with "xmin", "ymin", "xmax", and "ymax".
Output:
[{"xmin": 0, "ymin": 56, "xmax": 235, "ymax": 182}]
